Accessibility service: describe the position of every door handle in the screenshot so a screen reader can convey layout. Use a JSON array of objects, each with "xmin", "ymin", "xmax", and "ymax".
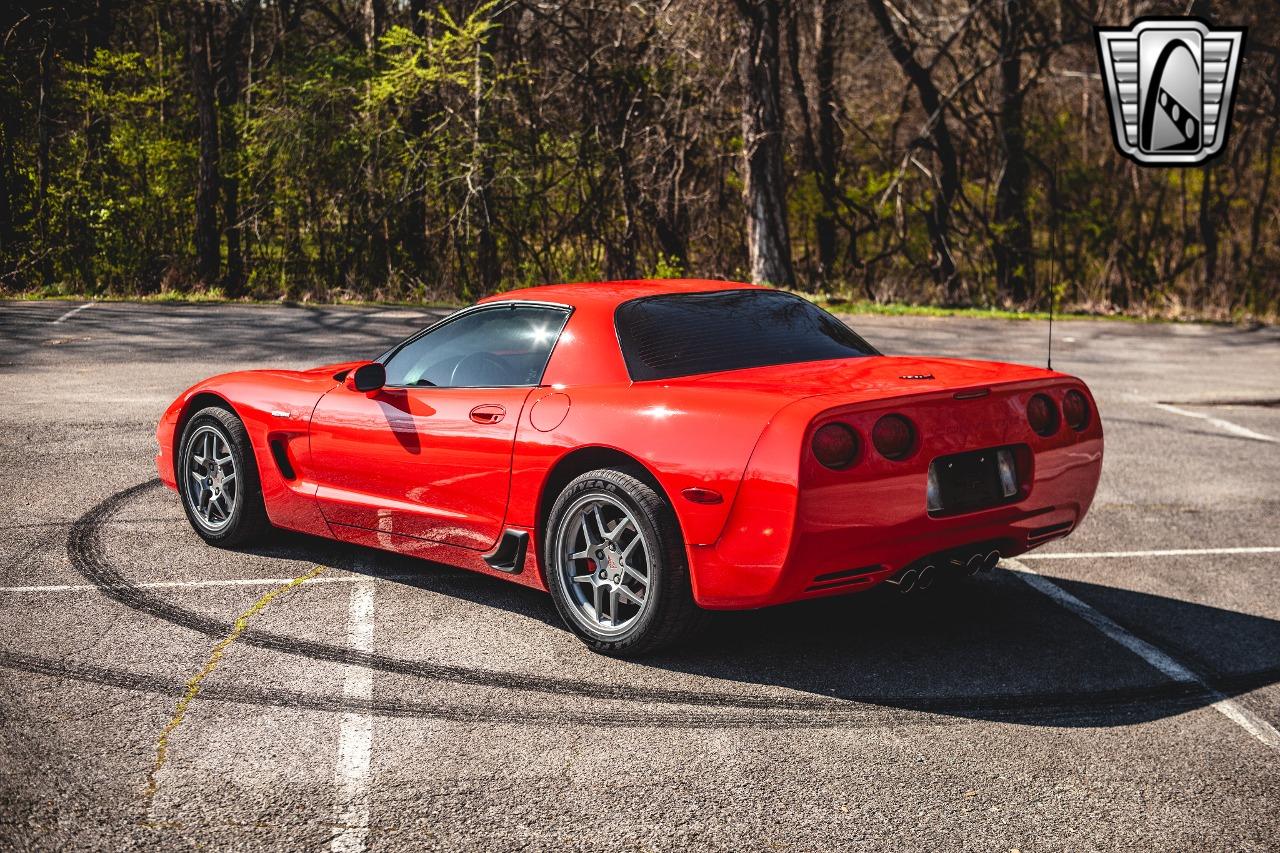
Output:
[{"xmin": 469, "ymin": 404, "xmax": 506, "ymax": 425}]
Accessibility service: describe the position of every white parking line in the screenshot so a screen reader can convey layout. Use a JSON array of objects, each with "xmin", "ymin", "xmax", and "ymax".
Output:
[
  {"xmin": 1005, "ymin": 558, "xmax": 1280, "ymax": 753},
  {"xmin": 1022, "ymin": 546, "xmax": 1280, "ymax": 560},
  {"xmin": 330, "ymin": 575, "xmax": 377, "ymax": 853},
  {"xmin": 1154, "ymin": 402, "xmax": 1277, "ymax": 443},
  {"xmin": 52, "ymin": 301, "xmax": 95, "ymax": 324}
]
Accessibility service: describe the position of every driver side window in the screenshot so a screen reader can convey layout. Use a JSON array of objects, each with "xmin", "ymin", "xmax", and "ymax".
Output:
[{"xmin": 383, "ymin": 305, "xmax": 570, "ymax": 388}]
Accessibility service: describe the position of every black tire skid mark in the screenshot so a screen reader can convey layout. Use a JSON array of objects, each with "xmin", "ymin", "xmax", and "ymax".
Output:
[
  {"xmin": 0, "ymin": 649, "xmax": 1212, "ymax": 730},
  {"xmin": 59, "ymin": 478, "xmax": 1225, "ymax": 727}
]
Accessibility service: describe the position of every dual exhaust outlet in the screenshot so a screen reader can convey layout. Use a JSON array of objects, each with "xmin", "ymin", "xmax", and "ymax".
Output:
[{"xmin": 885, "ymin": 549, "xmax": 1001, "ymax": 594}]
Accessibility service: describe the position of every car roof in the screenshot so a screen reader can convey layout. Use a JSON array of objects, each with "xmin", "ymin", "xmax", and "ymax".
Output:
[{"xmin": 477, "ymin": 278, "xmax": 764, "ymax": 309}]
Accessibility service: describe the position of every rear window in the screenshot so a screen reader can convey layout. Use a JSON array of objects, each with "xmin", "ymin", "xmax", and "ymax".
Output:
[{"xmin": 615, "ymin": 289, "xmax": 878, "ymax": 381}]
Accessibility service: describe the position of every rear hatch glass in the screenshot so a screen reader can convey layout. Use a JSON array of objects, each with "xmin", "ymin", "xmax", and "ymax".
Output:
[{"xmin": 615, "ymin": 289, "xmax": 878, "ymax": 381}]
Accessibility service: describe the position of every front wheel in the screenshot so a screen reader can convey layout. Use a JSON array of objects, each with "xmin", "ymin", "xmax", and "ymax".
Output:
[
  {"xmin": 544, "ymin": 467, "xmax": 705, "ymax": 656},
  {"xmin": 177, "ymin": 406, "xmax": 271, "ymax": 547}
]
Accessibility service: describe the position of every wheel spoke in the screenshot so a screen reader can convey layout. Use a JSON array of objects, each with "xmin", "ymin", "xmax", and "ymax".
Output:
[
  {"xmin": 592, "ymin": 583, "xmax": 605, "ymax": 623},
  {"xmin": 618, "ymin": 532, "xmax": 642, "ymax": 561},
  {"xmin": 622, "ymin": 564, "xmax": 648, "ymax": 585},
  {"xmin": 578, "ymin": 514, "xmax": 600, "ymax": 547},
  {"xmin": 605, "ymin": 517, "xmax": 632, "ymax": 543},
  {"xmin": 591, "ymin": 506, "xmax": 609, "ymax": 542},
  {"xmin": 572, "ymin": 572, "xmax": 596, "ymax": 584},
  {"xmin": 617, "ymin": 585, "xmax": 645, "ymax": 607}
]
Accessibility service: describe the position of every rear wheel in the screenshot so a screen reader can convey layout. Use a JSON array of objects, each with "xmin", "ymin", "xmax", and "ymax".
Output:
[
  {"xmin": 177, "ymin": 406, "xmax": 270, "ymax": 547},
  {"xmin": 544, "ymin": 467, "xmax": 705, "ymax": 656}
]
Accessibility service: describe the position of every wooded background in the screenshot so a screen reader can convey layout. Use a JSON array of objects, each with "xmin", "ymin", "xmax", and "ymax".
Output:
[{"xmin": 2, "ymin": 1, "xmax": 1278, "ymax": 317}]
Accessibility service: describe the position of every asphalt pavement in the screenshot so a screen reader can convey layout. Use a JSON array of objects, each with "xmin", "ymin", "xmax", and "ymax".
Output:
[{"xmin": 1, "ymin": 298, "xmax": 1278, "ymax": 851}]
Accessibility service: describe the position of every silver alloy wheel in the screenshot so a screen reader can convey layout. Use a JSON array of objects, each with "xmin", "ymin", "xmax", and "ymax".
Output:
[
  {"xmin": 183, "ymin": 424, "xmax": 238, "ymax": 532},
  {"xmin": 554, "ymin": 493, "xmax": 652, "ymax": 636}
]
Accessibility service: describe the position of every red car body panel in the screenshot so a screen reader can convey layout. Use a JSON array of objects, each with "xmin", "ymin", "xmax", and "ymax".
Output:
[{"xmin": 157, "ymin": 279, "xmax": 1103, "ymax": 608}]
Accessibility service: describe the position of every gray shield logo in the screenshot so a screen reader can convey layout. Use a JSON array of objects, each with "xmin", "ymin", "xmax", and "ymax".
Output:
[{"xmin": 1095, "ymin": 17, "xmax": 1246, "ymax": 166}]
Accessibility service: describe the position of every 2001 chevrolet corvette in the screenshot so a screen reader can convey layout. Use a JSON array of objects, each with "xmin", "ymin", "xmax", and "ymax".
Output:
[{"xmin": 158, "ymin": 280, "xmax": 1103, "ymax": 654}]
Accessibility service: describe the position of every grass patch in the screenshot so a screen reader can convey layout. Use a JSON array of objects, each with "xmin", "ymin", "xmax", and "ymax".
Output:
[
  {"xmin": 810, "ymin": 296, "xmax": 1172, "ymax": 323},
  {"xmin": 5, "ymin": 290, "xmax": 459, "ymax": 310}
]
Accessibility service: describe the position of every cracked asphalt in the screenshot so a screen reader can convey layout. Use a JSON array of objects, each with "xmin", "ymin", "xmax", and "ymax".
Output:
[{"xmin": 1, "ymin": 299, "xmax": 1279, "ymax": 851}]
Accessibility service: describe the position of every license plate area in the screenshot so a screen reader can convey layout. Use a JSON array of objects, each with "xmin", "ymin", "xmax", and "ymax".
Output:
[{"xmin": 927, "ymin": 446, "xmax": 1022, "ymax": 517}]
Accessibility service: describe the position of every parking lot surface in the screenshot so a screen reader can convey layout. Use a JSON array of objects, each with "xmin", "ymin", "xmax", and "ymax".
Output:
[{"xmin": 1, "ymin": 299, "xmax": 1279, "ymax": 851}]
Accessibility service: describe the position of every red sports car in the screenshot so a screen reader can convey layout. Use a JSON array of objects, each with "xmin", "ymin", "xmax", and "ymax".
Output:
[{"xmin": 157, "ymin": 280, "xmax": 1103, "ymax": 654}]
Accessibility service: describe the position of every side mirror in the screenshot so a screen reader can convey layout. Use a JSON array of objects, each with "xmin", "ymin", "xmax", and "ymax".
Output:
[{"xmin": 346, "ymin": 361, "xmax": 386, "ymax": 393}]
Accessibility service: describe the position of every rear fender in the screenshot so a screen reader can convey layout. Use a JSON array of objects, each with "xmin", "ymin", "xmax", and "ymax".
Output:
[{"xmin": 509, "ymin": 385, "xmax": 787, "ymax": 551}]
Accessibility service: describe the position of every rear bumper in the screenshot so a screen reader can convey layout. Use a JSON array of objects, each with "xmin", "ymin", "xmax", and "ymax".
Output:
[
  {"xmin": 686, "ymin": 393, "xmax": 1103, "ymax": 609},
  {"xmin": 690, "ymin": 491, "xmax": 1093, "ymax": 610}
]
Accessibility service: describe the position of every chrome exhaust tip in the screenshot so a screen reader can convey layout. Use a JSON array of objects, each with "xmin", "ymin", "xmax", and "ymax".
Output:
[
  {"xmin": 983, "ymin": 550, "xmax": 1002, "ymax": 572},
  {"xmin": 885, "ymin": 567, "xmax": 919, "ymax": 594},
  {"xmin": 965, "ymin": 554, "xmax": 984, "ymax": 576},
  {"xmin": 917, "ymin": 564, "xmax": 937, "ymax": 591}
]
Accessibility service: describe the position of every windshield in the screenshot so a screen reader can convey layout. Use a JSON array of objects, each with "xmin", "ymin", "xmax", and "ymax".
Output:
[{"xmin": 614, "ymin": 289, "xmax": 878, "ymax": 381}]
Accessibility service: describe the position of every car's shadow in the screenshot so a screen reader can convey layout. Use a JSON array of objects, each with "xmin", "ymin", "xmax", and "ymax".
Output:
[{"xmin": 247, "ymin": 530, "xmax": 1280, "ymax": 729}]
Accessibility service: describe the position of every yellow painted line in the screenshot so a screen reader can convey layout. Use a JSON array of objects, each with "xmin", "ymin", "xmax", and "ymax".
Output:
[{"xmin": 143, "ymin": 565, "xmax": 325, "ymax": 810}]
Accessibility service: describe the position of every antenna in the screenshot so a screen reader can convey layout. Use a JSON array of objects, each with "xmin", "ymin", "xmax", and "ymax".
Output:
[
  {"xmin": 1047, "ymin": 250, "xmax": 1054, "ymax": 371},
  {"xmin": 1046, "ymin": 159, "xmax": 1057, "ymax": 371}
]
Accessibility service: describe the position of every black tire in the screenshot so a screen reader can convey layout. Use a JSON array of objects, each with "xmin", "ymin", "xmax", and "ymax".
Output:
[
  {"xmin": 177, "ymin": 405, "xmax": 271, "ymax": 547},
  {"xmin": 543, "ymin": 467, "xmax": 705, "ymax": 656}
]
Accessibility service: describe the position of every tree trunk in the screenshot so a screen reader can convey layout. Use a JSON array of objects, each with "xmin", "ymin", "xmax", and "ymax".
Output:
[
  {"xmin": 472, "ymin": 23, "xmax": 498, "ymax": 292},
  {"xmin": 735, "ymin": 0, "xmax": 794, "ymax": 287},
  {"xmin": 217, "ymin": 0, "xmax": 256, "ymax": 296},
  {"xmin": 0, "ymin": 97, "xmax": 15, "ymax": 257},
  {"xmin": 813, "ymin": 0, "xmax": 841, "ymax": 281},
  {"xmin": 784, "ymin": 0, "xmax": 840, "ymax": 284},
  {"xmin": 361, "ymin": 0, "xmax": 385, "ymax": 52},
  {"xmin": 188, "ymin": 1, "xmax": 221, "ymax": 286},
  {"xmin": 865, "ymin": 0, "xmax": 960, "ymax": 300},
  {"xmin": 993, "ymin": 0, "xmax": 1032, "ymax": 305},
  {"xmin": 36, "ymin": 27, "xmax": 53, "ymax": 286},
  {"xmin": 1200, "ymin": 168, "xmax": 1218, "ymax": 305}
]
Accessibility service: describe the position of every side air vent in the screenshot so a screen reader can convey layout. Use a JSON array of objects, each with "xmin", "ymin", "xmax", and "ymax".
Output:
[
  {"xmin": 1028, "ymin": 520, "xmax": 1073, "ymax": 545},
  {"xmin": 269, "ymin": 439, "xmax": 297, "ymax": 480},
  {"xmin": 483, "ymin": 529, "xmax": 529, "ymax": 574},
  {"xmin": 805, "ymin": 564, "xmax": 884, "ymax": 593}
]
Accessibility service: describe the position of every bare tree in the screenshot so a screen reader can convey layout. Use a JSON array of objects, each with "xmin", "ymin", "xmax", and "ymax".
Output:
[
  {"xmin": 736, "ymin": 0, "xmax": 794, "ymax": 287},
  {"xmin": 865, "ymin": 0, "xmax": 960, "ymax": 301},
  {"xmin": 187, "ymin": 1, "xmax": 221, "ymax": 285},
  {"xmin": 992, "ymin": 0, "xmax": 1033, "ymax": 304}
]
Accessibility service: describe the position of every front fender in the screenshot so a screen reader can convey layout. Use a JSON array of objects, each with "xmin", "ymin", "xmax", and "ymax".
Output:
[{"xmin": 156, "ymin": 364, "xmax": 357, "ymax": 536}]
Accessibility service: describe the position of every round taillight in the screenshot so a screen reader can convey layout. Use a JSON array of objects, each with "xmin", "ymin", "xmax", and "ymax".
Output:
[
  {"xmin": 872, "ymin": 414, "xmax": 916, "ymax": 461},
  {"xmin": 1063, "ymin": 390, "xmax": 1090, "ymax": 431},
  {"xmin": 812, "ymin": 423, "xmax": 859, "ymax": 470},
  {"xmin": 1027, "ymin": 393, "xmax": 1059, "ymax": 436}
]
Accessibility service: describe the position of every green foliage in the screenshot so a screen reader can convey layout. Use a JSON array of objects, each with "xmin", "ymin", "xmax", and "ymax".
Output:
[{"xmin": 1, "ymin": 1, "xmax": 1277, "ymax": 322}]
